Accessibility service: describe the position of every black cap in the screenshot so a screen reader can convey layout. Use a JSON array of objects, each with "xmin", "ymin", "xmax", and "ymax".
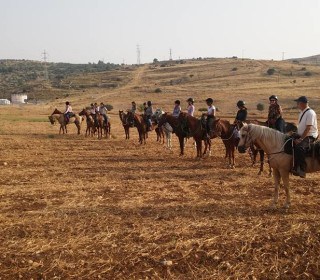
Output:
[
  {"xmin": 206, "ymin": 98, "xmax": 214, "ymax": 103},
  {"xmin": 294, "ymin": 96, "xmax": 308, "ymax": 103}
]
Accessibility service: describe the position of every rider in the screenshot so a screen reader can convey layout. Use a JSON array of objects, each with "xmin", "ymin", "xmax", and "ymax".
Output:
[
  {"xmin": 90, "ymin": 103, "xmax": 98, "ymax": 126},
  {"xmin": 145, "ymin": 101, "xmax": 154, "ymax": 131},
  {"xmin": 267, "ymin": 95, "xmax": 284, "ymax": 132},
  {"xmin": 186, "ymin": 97, "xmax": 195, "ymax": 116},
  {"xmin": 131, "ymin": 101, "xmax": 137, "ymax": 114},
  {"xmin": 172, "ymin": 100, "xmax": 181, "ymax": 117},
  {"xmin": 203, "ymin": 98, "xmax": 216, "ymax": 137},
  {"xmin": 99, "ymin": 102, "xmax": 109, "ymax": 126},
  {"xmin": 64, "ymin": 101, "xmax": 73, "ymax": 124},
  {"xmin": 234, "ymin": 100, "xmax": 247, "ymax": 147},
  {"xmin": 292, "ymin": 96, "xmax": 318, "ymax": 178}
]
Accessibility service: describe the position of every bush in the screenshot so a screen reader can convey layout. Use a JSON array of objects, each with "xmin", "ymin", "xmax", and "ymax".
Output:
[
  {"xmin": 232, "ymin": 67, "xmax": 238, "ymax": 71},
  {"xmin": 257, "ymin": 103, "xmax": 265, "ymax": 111},
  {"xmin": 301, "ymin": 67, "xmax": 306, "ymax": 71},
  {"xmin": 155, "ymin": 88, "xmax": 162, "ymax": 93},
  {"xmin": 267, "ymin": 68, "xmax": 276, "ymax": 75},
  {"xmin": 105, "ymin": 104, "xmax": 113, "ymax": 111},
  {"xmin": 305, "ymin": 71, "xmax": 312, "ymax": 76}
]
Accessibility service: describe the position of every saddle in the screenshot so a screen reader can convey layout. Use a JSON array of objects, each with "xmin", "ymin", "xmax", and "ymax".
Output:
[{"xmin": 284, "ymin": 136, "xmax": 320, "ymax": 158}]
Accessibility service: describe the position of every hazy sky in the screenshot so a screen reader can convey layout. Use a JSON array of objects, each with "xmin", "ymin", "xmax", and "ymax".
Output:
[{"xmin": 1, "ymin": 0, "xmax": 319, "ymax": 64}]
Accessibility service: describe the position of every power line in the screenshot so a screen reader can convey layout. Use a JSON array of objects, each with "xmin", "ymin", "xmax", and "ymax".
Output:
[
  {"xmin": 136, "ymin": 45, "xmax": 141, "ymax": 65},
  {"xmin": 42, "ymin": 49, "xmax": 49, "ymax": 80}
]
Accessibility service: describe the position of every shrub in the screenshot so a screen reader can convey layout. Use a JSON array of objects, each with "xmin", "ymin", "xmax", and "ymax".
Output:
[
  {"xmin": 105, "ymin": 104, "xmax": 113, "ymax": 111},
  {"xmin": 155, "ymin": 88, "xmax": 162, "ymax": 93},
  {"xmin": 232, "ymin": 67, "xmax": 238, "ymax": 71},
  {"xmin": 267, "ymin": 68, "xmax": 276, "ymax": 75},
  {"xmin": 301, "ymin": 67, "xmax": 306, "ymax": 71},
  {"xmin": 257, "ymin": 103, "xmax": 265, "ymax": 111},
  {"xmin": 305, "ymin": 71, "xmax": 312, "ymax": 76}
]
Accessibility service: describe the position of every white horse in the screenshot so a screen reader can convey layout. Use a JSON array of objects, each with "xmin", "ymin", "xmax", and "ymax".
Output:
[
  {"xmin": 153, "ymin": 109, "xmax": 173, "ymax": 150},
  {"xmin": 238, "ymin": 123, "xmax": 320, "ymax": 209}
]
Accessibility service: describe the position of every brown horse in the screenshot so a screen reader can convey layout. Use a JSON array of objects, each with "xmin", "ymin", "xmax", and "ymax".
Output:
[
  {"xmin": 119, "ymin": 110, "xmax": 131, "ymax": 139},
  {"xmin": 157, "ymin": 113, "xmax": 186, "ymax": 155},
  {"xmin": 48, "ymin": 109, "xmax": 82, "ymax": 135},
  {"xmin": 126, "ymin": 112, "xmax": 147, "ymax": 144},
  {"xmin": 79, "ymin": 109, "xmax": 96, "ymax": 137},
  {"xmin": 211, "ymin": 118, "xmax": 237, "ymax": 168},
  {"xmin": 178, "ymin": 112, "xmax": 211, "ymax": 158}
]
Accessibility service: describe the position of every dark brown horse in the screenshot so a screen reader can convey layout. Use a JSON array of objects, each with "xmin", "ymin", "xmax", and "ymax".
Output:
[
  {"xmin": 178, "ymin": 112, "xmax": 211, "ymax": 158},
  {"xmin": 119, "ymin": 110, "xmax": 131, "ymax": 139},
  {"xmin": 211, "ymin": 119, "xmax": 237, "ymax": 168},
  {"xmin": 126, "ymin": 111, "xmax": 147, "ymax": 144},
  {"xmin": 157, "ymin": 113, "xmax": 186, "ymax": 156}
]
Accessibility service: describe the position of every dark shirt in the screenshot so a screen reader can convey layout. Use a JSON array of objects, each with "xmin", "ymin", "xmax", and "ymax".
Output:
[{"xmin": 236, "ymin": 109, "xmax": 247, "ymax": 122}]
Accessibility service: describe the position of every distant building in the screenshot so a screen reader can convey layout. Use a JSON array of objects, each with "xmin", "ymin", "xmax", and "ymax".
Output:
[
  {"xmin": 11, "ymin": 94, "xmax": 27, "ymax": 104},
  {"xmin": 0, "ymin": 99, "xmax": 11, "ymax": 105}
]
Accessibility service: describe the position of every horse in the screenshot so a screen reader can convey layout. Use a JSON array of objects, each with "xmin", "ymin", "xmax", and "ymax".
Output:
[
  {"xmin": 177, "ymin": 112, "xmax": 211, "ymax": 158},
  {"xmin": 157, "ymin": 113, "xmax": 186, "ymax": 155},
  {"xmin": 210, "ymin": 118, "xmax": 237, "ymax": 168},
  {"xmin": 126, "ymin": 111, "xmax": 148, "ymax": 144},
  {"xmin": 238, "ymin": 123, "xmax": 320, "ymax": 209},
  {"xmin": 153, "ymin": 109, "xmax": 173, "ymax": 150},
  {"xmin": 119, "ymin": 110, "xmax": 130, "ymax": 139},
  {"xmin": 245, "ymin": 120, "xmax": 297, "ymax": 175},
  {"xmin": 48, "ymin": 109, "xmax": 82, "ymax": 135},
  {"xmin": 79, "ymin": 108, "xmax": 96, "ymax": 137}
]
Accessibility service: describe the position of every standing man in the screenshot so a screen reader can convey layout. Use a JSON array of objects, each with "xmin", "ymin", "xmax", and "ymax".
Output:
[{"xmin": 292, "ymin": 96, "xmax": 318, "ymax": 178}]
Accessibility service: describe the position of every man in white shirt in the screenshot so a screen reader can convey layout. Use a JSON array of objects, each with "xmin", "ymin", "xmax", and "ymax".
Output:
[
  {"xmin": 204, "ymin": 98, "xmax": 216, "ymax": 138},
  {"xmin": 292, "ymin": 96, "xmax": 318, "ymax": 178}
]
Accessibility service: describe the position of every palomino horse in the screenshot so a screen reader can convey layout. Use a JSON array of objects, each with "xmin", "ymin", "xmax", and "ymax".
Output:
[
  {"xmin": 178, "ymin": 112, "xmax": 211, "ymax": 158},
  {"xmin": 48, "ymin": 109, "xmax": 82, "ymax": 135},
  {"xmin": 211, "ymin": 119, "xmax": 237, "ymax": 168},
  {"xmin": 126, "ymin": 112, "xmax": 147, "ymax": 144},
  {"xmin": 153, "ymin": 109, "xmax": 173, "ymax": 150},
  {"xmin": 238, "ymin": 123, "xmax": 319, "ymax": 209},
  {"xmin": 245, "ymin": 120, "xmax": 297, "ymax": 175},
  {"xmin": 119, "ymin": 110, "xmax": 131, "ymax": 139}
]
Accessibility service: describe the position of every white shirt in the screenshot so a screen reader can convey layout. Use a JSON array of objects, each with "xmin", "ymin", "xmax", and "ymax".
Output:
[
  {"xmin": 297, "ymin": 107, "xmax": 318, "ymax": 138},
  {"xmin": 187, "ymin": 104, "xmax": 195, "ymax": 116},
  {"xmin": 208, "ymin": 105, "xmax": 216, "ymax": 116}
]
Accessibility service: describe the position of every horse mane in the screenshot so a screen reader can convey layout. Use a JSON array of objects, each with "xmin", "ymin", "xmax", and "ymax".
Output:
[{"xmin": 248, "ymin": 124, "xmax": 286, "ymax": 145}]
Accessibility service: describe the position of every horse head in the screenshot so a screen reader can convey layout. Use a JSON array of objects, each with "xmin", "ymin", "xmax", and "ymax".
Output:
[
  {"xmin": 157, "ymin": 112, "xmax": 168, "ymax": 127},
  {"xmin": 210, "ymin": 118, "xmax": 222, "ymax": 137},
  {"xmin": 79, "ymin": 108, "xmax": 86, "ymax": 116},
  {"xmin": 238, "ymin": 123, "xmax": 253, "ymax": 153},
  {"xmin": 48, "ymin": 115, "xmax": 55, "ymax": 125}
]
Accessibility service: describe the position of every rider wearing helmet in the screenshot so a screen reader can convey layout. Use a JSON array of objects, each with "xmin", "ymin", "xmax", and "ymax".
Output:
[
  {"xmin": 64, "ymin": 101, "xmax": 73, "ymax": 124},
  {"xmin": 235, "ymin": 100, "xmax": 247, "ymax": 124},
  {"xmin": 145, "ymin": 101, "xmax": 154, "ymax": 131},
  {"xmin": 172, "ymin": 100, "xmax": 181, "ymax": 117},
  {"xmin": 204, "ymin": 98, "xmax": 216, "ymax": 137},
  {"xmin": 186, "ymin": 98, "xmax": 195, "ymax": 116},
  {"xmin": 267, "ymin": 95, "xmax": 284, "ymax": 132}
]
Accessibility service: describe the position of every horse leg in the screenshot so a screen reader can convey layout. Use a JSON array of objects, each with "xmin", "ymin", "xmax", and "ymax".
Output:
[
  {"xmin": 179, "ymin": 136, "xmax": 184, "ymax": 156},
  {"xmin": 280, "ymin": 169, "xmax": 291, "ymax": 209},
  {"xmin": 196, "ymin": 138, "xmax": 202, "ymax": 158},
  {"xmin": 270, "ymin": 168, "xmax": 281, "ymax": 209},
  {"xmin": 231, "ymin": 145, "xmax": 235, "ymax": 168},
  {"xmin": 258, "ymin": 150, "xmax": 264, "ymax": 175}
]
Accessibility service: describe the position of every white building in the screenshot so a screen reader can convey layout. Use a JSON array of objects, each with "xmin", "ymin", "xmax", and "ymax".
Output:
[
  {"xmin": 11, "ymin": 94, "xmax": 27, "ymax": 104},
  {"xmin": 0, "ymin": 99, "xmax": 11, "ymax": 105}
]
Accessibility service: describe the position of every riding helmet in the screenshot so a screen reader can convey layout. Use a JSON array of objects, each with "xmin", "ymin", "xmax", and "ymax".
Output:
[
  {"xmin": 237, "ymin": 100, "xmax": 245, "ymax": 107},
  {"xmin": 66, "ymin": 101, "xmax": 70, "ymax": 105},
  {"xmin": 269, "ymin": 95, "xmax": 278, "ymax": 101},
  {"xmin": 147, "ymin": 101, "xmax": 152, "ymax": 106},
  {"xmin": 187, "ymin": 97, "xmax": 194, "ymax": 103},
  {"xmin": 205, "ymin": 98, "xmax": 214, "ymax": 103},
  {"xmin": 175, "ymin": 100, "xmax": 181, "ymax": 105}
]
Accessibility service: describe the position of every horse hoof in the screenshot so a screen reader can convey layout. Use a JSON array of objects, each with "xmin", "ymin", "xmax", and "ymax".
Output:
[{"xmin": 258, "ymin": 171, "xmax": 262, "ymax": 175}]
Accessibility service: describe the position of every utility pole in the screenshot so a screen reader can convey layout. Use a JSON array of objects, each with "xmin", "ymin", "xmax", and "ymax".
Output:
[
  {"xmin": 169, "ymin": 48, "xmax": 172, "ymax": 60},
  {"xmin": 42, "ymin": 49, "xmax": 49, "ymax": 80},
  {"xmin": 241, "ymin": 49, "xmax": 244, "ymax": 60},
  {"xmin": 282, "ymin": 52, "xmax": 285, "ymax": 61},
  {"xmin": 136, "ymin": 45, "xmax": 141, "ymax": 65}
]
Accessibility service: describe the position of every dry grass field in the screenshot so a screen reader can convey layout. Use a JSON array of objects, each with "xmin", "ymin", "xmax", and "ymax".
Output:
[{"xmin": 0, "ymin": 59, "xmax": 320, "ymax": 279}]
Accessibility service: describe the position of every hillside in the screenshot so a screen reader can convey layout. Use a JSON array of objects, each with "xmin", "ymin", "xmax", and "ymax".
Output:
[{"xmin": 290, "ymin": 54, "xmax": 320, "ymax": 65}]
